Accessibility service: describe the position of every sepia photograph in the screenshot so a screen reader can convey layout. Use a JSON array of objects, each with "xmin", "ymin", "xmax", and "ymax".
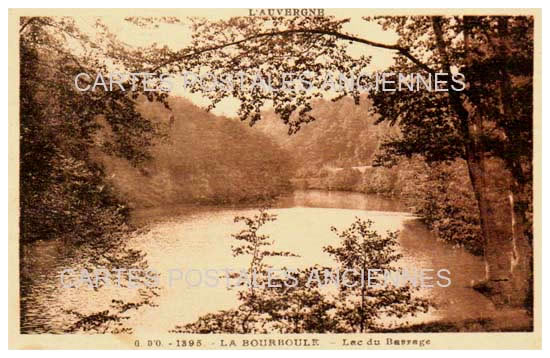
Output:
[{"xmin": 8, "ymin": 7, "xmax": 541, "ymax": 349}]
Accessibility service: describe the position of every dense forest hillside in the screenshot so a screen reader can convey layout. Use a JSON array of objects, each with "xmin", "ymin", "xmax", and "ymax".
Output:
[
  {"xmin": 99, "ymin": 97, "xmax": 294, "ymax": 208},
  {"xmin": 256, "ymin": 97, "xmax": 396, "ymax": 173}
]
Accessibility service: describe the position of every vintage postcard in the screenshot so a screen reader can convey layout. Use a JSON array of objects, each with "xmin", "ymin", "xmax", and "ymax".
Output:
[{"xmin": 8, "ymin": 8, "xmax": 541, "ymax": 349}]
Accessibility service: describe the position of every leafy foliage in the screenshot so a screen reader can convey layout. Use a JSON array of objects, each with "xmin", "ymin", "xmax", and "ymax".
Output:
[{"xmin": 148, "ymin": 16, "xmax": 373, "ymax": 133}]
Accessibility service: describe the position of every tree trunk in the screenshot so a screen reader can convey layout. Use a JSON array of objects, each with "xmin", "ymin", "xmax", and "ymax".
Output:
[
  {"xmin": 508, "ymin": 177, "xmax": 533, "ymax": 309},
  {"xmin": 466, "ymin": 149, "xmax": 531, "ymax": 307}
]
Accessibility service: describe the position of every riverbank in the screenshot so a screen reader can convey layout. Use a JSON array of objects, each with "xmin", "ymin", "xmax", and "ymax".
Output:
[
  {"xmin": 129, "ymin": 194, "xmax": 289, "ymax": 227},
  {"xmin": 292, "ymin": 163, "xmax": 484, "ymax": 257}
]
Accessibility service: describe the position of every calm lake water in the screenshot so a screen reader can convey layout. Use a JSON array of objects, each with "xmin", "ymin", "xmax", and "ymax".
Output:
[{"xmin": 20, "ymin": 190, "xmax": 496, "ymax": 334}]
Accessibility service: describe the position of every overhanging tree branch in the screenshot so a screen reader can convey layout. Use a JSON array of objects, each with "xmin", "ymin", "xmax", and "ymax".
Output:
[
  {"xmin": 19, "ymin": 17, "xmax": 37, "ymax": 33},
  {"xmin": 153, "ymin": 28, "xmax": 435, "ymax": 74}
]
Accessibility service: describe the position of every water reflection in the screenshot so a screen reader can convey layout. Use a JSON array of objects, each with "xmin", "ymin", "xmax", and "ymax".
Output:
[{"xmin": 276, "ymin": 190, "xmax": 409, "ymax": 212}]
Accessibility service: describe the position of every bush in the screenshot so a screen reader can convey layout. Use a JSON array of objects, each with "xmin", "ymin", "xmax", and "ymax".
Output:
[{"xmin": 399, "ymin": 159, "xmax": 483, "ymax": 255}]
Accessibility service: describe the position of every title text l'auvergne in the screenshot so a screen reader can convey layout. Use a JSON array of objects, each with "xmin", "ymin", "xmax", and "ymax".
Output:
[{"xmin": 248, "ymin": 9, "xmax": 325, "ymax": 17}]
